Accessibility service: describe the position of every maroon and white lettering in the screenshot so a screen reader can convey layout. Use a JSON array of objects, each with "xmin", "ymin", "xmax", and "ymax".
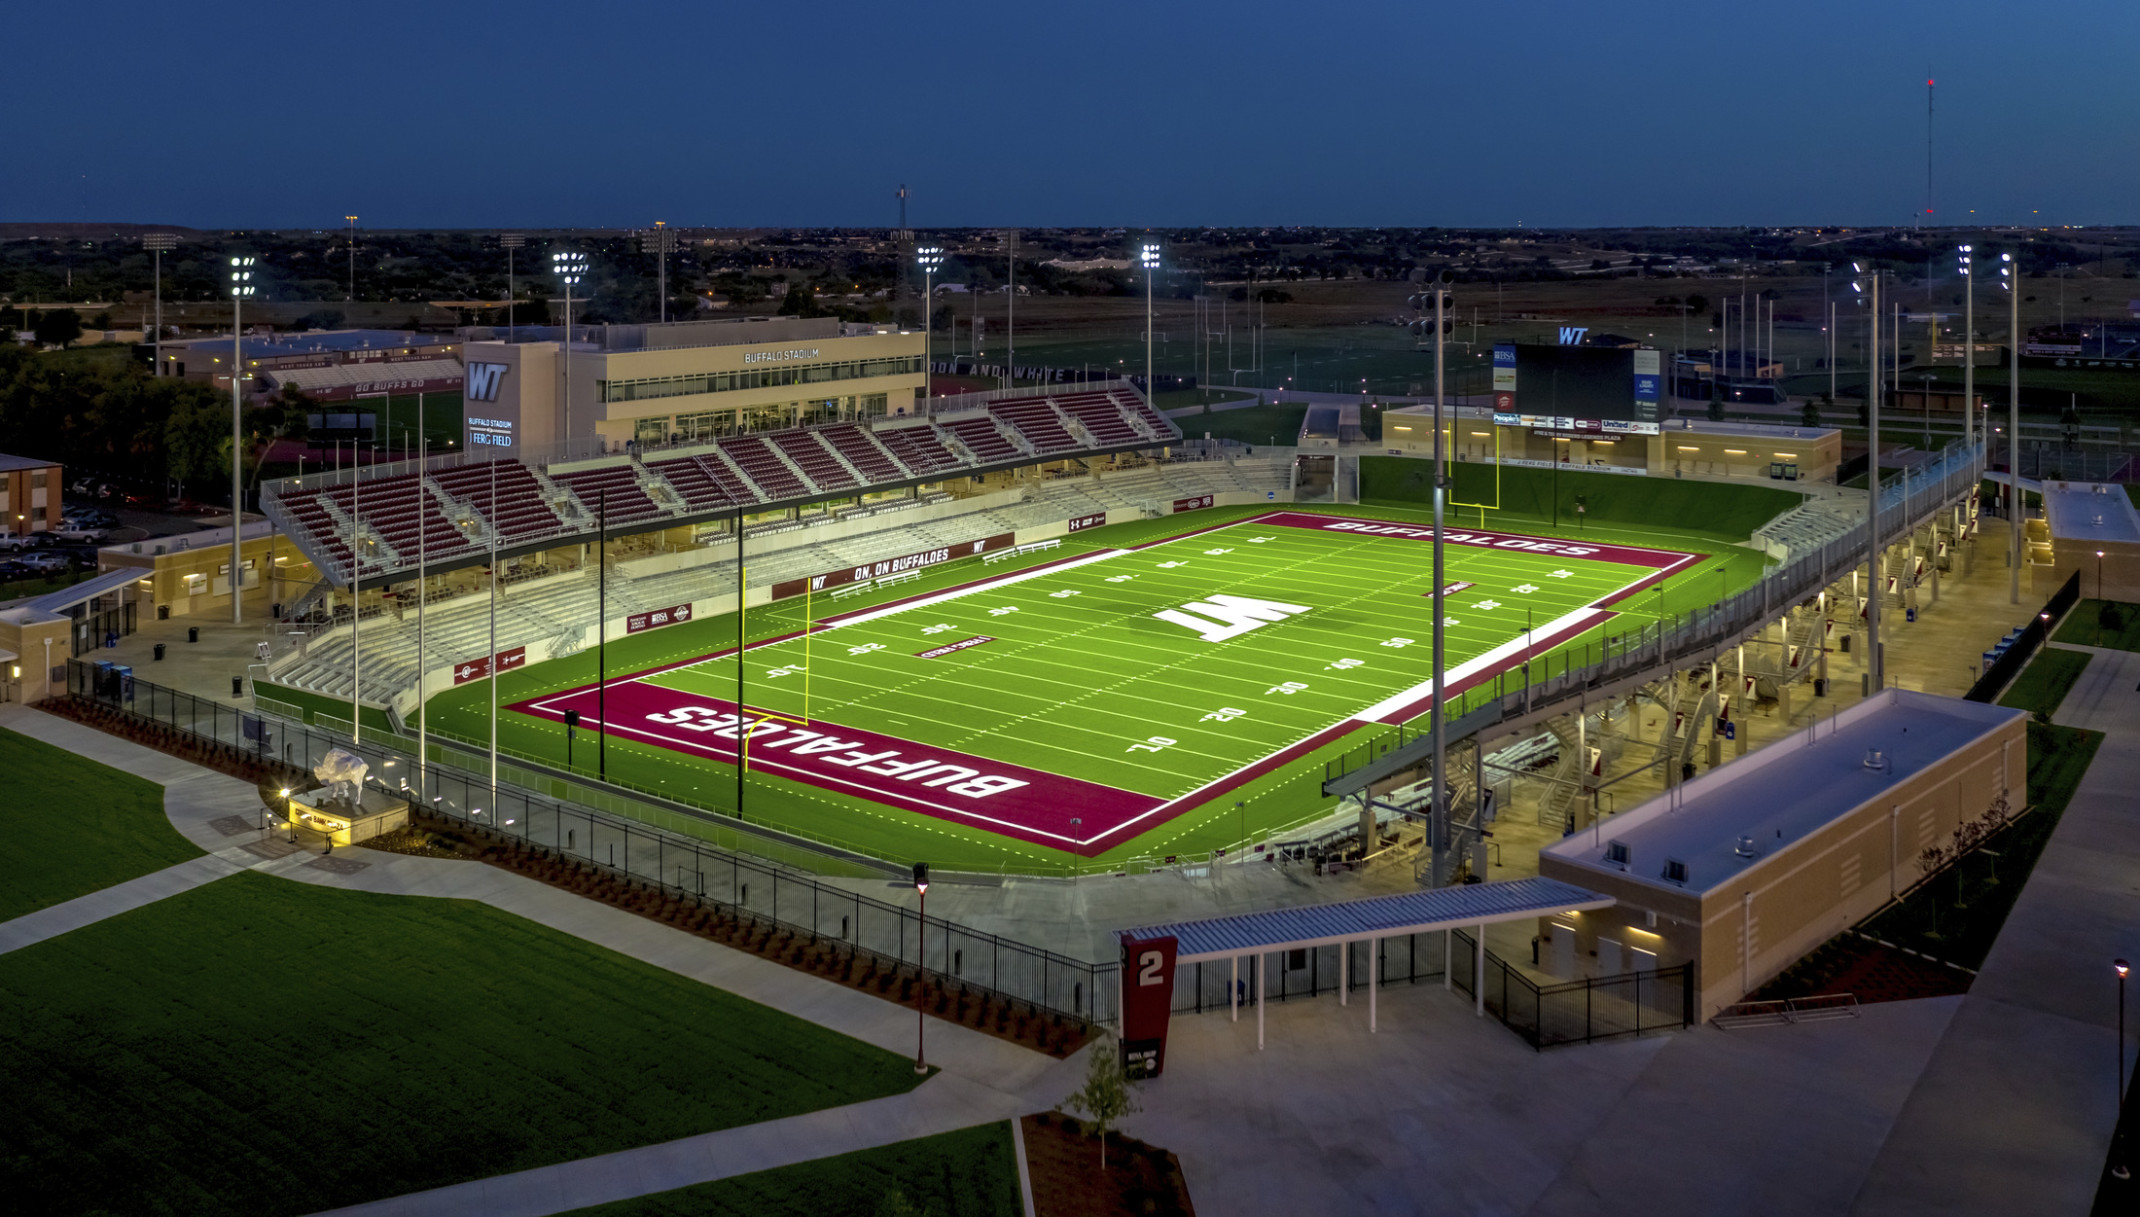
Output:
[
  {"xmin": 771, "ymin": 532, "xmax": 1015, "ymax": 600},
  {"xmin": 1172, "ymin": 494, "xmax": 1215, "ymax": 513},
  {"xmin": 626, "ymin": 603, "xmax": 694, "ymax": 634},
  {"xmin": 1261, "ymin": 512, "xmax": 1697, "ymax": 570},
  {"xmin": 915, "ymin": 635, "xmax": 995, "ymax": 659},
  {"xmin": 1067, "ymin": 513, "xmax": 1107, "ymax": 532},
  {"xmin": 452, "ymin": 645, "xmax": 527, "ymax": 685}
]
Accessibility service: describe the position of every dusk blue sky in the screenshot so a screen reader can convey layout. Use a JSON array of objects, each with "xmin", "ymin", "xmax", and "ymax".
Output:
[{"xmin": 11, "ymin": 0, "xmax": 2133, "ymax": 229}]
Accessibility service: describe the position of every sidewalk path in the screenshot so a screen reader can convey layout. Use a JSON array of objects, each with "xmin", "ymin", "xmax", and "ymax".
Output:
[
  {"xmin": 0, "ymin": 845, "xmax": 304, "ymax": 955},
  {"xmin": 1848, "ymin": 644, "xmax": 2140, "ymax": 1216}
]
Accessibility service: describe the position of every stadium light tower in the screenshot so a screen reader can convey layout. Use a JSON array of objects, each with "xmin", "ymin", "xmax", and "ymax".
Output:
[
  {"xmin": 500, "ymin": 233, "xmax": 525, "ymax": 342},
  {"xmin": 1958, "ymin": 245, "xmax": 1975, "ymax": 451},
  {"xmin": 344, "ymin": 216, "xmax": 358, "ymax": 301},
  {"xmin": 553, "ymin": 250, "xmax": 590, "ymax": 442},
  {"xmin": 641, "ymin": 222, "xmax": 674, "ymax": 323},
  {"xmin": 2003, "ymin": 252, "xmax": 2020, "ymax": 604},
  {"xmin": 144, "ymin": 233, "xmax": 176, "ymax": 377},
  {"xmin": 1141, "ymin": 242, "xmax": 1161, "ymax": 395},
  {"xmin": 1852, "ymin": 263, "xmax": 1883, "ymax": 693},
  {"xmin": 1429, "ymin": 271, "xmax": 1454, "ymax": 886},
  {"xmin": 916, "ymin": 246, "xmax": 945, "ymax": 393},
  {"xmin": 229, "ymin": 257, "xmax": 257, "ymax": 626}
]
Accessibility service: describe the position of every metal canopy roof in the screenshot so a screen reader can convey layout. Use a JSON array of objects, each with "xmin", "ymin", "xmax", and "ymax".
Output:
[
  {"xmin": 16, "ymin": 567, "xmax": 141, "ymax": 616},
  {"xmin": 1118, "ymin": 876, "xmax": 1614, "ymax": 963}
]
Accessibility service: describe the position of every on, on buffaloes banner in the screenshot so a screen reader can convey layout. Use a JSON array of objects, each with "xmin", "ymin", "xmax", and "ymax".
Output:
[
  {"xmin": 452, "ymin": 646, "xmax": 527, "ymax": 685},
  {"xmin": 1118, "ymin": 933, "xmax": 1179, "ymax": 1079}
]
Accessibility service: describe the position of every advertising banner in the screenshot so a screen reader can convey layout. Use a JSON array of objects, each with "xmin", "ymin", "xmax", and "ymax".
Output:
[
  {"xmin": 626, "ymin": 603, "xmax": 694, "ymax": 634},
  {"xmin": 452, "ymin": 646, "xmax": 528, "ymax": 684},
  {"xmin": 1172, "ymin": 494, "xmax": 1214, "ymax": 513},
  {"xmin": 770, "ymin": 533, "xmax": 1016, "ymax": 600},
  {"xmin": 1119, "ymin": 934, "xmax": 1180, "ymax": 1079}
]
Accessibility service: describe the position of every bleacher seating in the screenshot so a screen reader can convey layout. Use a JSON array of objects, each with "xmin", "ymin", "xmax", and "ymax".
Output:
[
  {"xmin": 988, "ymin": 399, "xmax": 1081, "ymax": 453},
  {"xmin": 1050, "ymin": 391, "xmax": 1142, "ymax": 446},
  {"xmin": 942, "ymin": 415, "xmax": 1022, "ymax": 463},
  {"xmin": 431, "ymin": 459, "xmax": 566, "ymax": 541},
  {"xmin": 549, "ymin": 464, "xmax": 667, "ymax": 526},
  {"xmin": 1110, "ymin": 385, "xmax": 1172, "ymax": 436},
  {"xmin": 321, "ymin": 474, "xmax": 476, "ymax": 565},
  {"xmin": 821, "ymin": 423, "xmax": 904, "ymax": 482},
  {"xmin": 644, "ymin": 454, "xmax": 740, "ymax": 512},
  {"xmin": 718, "ymin": 434, "xmax": 810, "ymax": 499},
  {"xmin": 770, "ymin": 429, "xmax": 856, "ymax": 491},
  {"xmin": 875, "ymin": 424, "xmax": 959, "ymax": 474}
]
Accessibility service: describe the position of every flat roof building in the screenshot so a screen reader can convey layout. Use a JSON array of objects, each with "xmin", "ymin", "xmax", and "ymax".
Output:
[
  {"xmin": 157, "ymin": 329, "xmax": 461, "ymax": 390},
  {"xmin": 0, "ymin": 452, "xmax": 62, "ymax": 537},
  {"xmin": 457, "ymin": 316, "xmax": 924, "ymax": 456},
  {"xmin": 2042, "ymin": 480, "xmax": 2140, "ymax": 602},
  {"xmin": 1537, "ymin": 688, "xmax": 2026, "ymax": 1020}
]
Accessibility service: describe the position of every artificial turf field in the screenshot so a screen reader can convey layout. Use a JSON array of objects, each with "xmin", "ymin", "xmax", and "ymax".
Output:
[{"xmin": 408, "ymin": 479, "xmax": 1786, "ymax": 875}]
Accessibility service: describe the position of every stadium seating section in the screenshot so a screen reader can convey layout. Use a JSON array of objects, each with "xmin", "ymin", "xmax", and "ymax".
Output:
[{"xmin": 263, "ymin": 383, "xmax": 1176, "ymax": 583}]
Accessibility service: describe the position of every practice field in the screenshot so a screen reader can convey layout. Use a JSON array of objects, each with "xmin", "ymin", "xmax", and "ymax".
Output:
[{"xmin": 512, "ymin": 511, "xmax": 1701, "ymax": 858}]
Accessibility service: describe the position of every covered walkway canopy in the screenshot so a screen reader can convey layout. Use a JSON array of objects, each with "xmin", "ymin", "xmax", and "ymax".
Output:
[{"xmin": 1119, "ymin": 876, "xmax": 1612, "ymax": 1045}]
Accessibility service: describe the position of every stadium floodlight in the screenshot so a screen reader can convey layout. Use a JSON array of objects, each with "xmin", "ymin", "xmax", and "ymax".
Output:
[
  {"xmin": 229, "ymin": 256, "xmax": 258, "ymax": 626},
  {"xmin": 2003, "ymin": 251, "xmax": 2020, "ymax": 603},
  {"xmin": 553, "ymin": 250, "xmax": 591, "ymax": 442},
  {"xmin": 500, "ymin": 233, "xmax": 525, "ymax": 341},
  {"xmin": 640, "ymin": 222, "xmax": 675, "ymax": 322},
  {"xmin": 344, "ymin": 216, "xmax": 358, "ymax": 301},
  {"xmin": 1958, "ymin": 245, "xmax": 1975, "ymax": 447},
  {"xmin": 144, "ymin": 232, "xmax": 177, "ymax": 377},
  {"xmin": 1140, "ymin": 242, "xmax": 1161, "ymax": 397},
  {"xmin": 1857, "ymin": 262, "xmax": 1884, "ymax": 692},
  {"xmin": 916, "ymin": 246, "xmax": 945, "ymax": 390}
]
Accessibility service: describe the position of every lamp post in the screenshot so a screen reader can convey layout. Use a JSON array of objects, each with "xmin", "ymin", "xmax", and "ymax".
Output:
[
  {"xmin": 916, "ymin": 246, "xmax": 944, "ymax": 394},
  {"xmin": 1852, "ymin": 263, "xmax": 1884, "ymax": 693},
  {"xmin": 1959, "ymin": 245, "xmax": 1975, "ymax": 450},
  {"xmin": 552, "ymin": 250, "xmax": 589, "ymax": 444},
  {"xmin": 912, "ymin": 862, "xmax": 930, "ymax": 1074},
  {"xmin": 1141, "ymin": 243, "xmax": 1161, "ymax": 396},
  {"xmin": 344, "ymin": 216, "xmax": 358, "ymax": 301},
  {"xmin": 2117, "ymin": 958, "xmax": 2133, "ymax": 1181},
  {"xmin": 501, "ymin": 233, "xmax": 524, "ymax": 342},
  {"xmin": 2004, "ymin": 252, "xmax": 2021, "ymax": 605},
  {"xmin": 229, "ymin": 257, "xmax": 256, "ymax": 626},
  {"xmin": 145, "ymin": 233, "xmax": 176, "ymax": 377}
]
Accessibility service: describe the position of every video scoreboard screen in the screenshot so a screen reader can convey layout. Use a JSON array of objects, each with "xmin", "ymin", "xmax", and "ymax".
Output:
[{"xmin": 1492, "ymin": 343, "xmax": 1662, "ymax": 435}]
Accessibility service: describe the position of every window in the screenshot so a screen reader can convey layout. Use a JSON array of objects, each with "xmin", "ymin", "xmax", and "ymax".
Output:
[
  {"xmin": 633, "ymin": 416, "xmax": 670, "ymax": 444},
  {"xmin": 674, "ymin": 410, "xmax": 729, "ymax": 441},
  {"xmin": 31, "ymin": 470, "xmax": 48, "ymax": 489},
  {"xmin": 1285, "ymin": 948, "xmax": 1307, "ymax": 971},
  {"xmin": 597, "ymin": 356, "xmax": 924, "ymax": 404}
]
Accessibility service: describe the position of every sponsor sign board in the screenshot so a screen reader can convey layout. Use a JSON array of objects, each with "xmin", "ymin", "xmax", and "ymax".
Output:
[
  {"xmin": 915, "ymin": 635, "xmax": 995, "ymax": 660},
  {"xmin": 1067, "ymin": 512, "xmax": 1107, "ymax": 532},
  {"xmin": 625, "ymin": 603, "xmax": 694, "ymax": 634},
  {"xmin": 771, "ymin": 532, "xmax": 1016, "ymax": 600},
  {"xmin": 1172, "ymin": 494, "xmax": 1215, "ymax": 513},
  {"xmin": 452, "ymin": 646, "xmax": 527, "ymax": 684}
]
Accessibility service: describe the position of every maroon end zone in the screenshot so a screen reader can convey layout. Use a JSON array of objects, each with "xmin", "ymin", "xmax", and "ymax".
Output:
[{"xmin": 514, "ymin": 681, "xmax": 1164, "ymax": 856}]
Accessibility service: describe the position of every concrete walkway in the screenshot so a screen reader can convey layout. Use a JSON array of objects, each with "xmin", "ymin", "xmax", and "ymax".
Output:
[
  {"xmin": 1846, "ymin": 643, "xmax": 2140, "ymax": 1215},
  {"xmin": 0, "ymin": 846, "xmax": 299, "ymax": 956}
]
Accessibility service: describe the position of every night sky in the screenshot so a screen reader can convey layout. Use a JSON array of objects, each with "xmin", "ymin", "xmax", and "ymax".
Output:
[{"xmin": 11, "ymin": 0, "xmax": 2134, "ymax": 229}]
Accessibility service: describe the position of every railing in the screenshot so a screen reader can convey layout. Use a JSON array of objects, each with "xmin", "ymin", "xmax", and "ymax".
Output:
[
  {"xmin": 1964, "ymin": 570, "xmax": 2081, "ymax": 703},
  {"xmin": 1325, "ymin": 440, "xmax": 1985, "ymax": 792},
  {"xmin": 1449, "ymin": 929, "xmax": 1695, "ymax": 1049},
  {"xmin": 67, "ymin": 660, "xmax": 1120, "ymax": 1029}
]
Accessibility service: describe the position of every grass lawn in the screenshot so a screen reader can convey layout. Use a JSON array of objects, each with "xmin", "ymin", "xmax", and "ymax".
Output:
[
  {"xmin": 0, "ymin": 872, "xmax": 928, "ymax": 1217},
  {"xmin": 1166, "ymin": 398, "xmax": 1303, "ymax": 447},
  {"xmin": 0, "ymin": 726, "xmax": 200, "ymax": 921},
  {"xmin": 2054, "ymin": 600, "xmax": 2140, "ymax": 652},
  {"xmin": 561, "ymin": 1122, "xmax": 1020, "ymax": 1217},
  {"xmin": 1152, "ymin": 386, "xmax": 1257, "ymax": 412},
  {"xmin": 0, "ymin": 565, "xmax": 100, "ymax": 603},
  {"xmin": 1861, "ymin": 721, "xmax": 2105, "ymax": 970},
  {"xmin": 1997, "ymin": 646, "xmax": 2094, "ymax": 718}
]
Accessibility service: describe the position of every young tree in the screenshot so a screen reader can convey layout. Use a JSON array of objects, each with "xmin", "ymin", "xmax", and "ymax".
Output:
[
  {"xmin": 1801, "ymin": 399, "xmax": 1822, "ymax": 428},
  {"xmin": 1059, "ymin": 1035, "xmax": 1140, "ymax": 1170},
  {"xmin": 32, "ymin": 308, "xmax": 83, "ymax": 349}
]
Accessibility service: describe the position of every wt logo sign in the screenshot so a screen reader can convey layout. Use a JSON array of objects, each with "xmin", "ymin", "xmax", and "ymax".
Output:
[
  {"xmin": 1557, "ymin": 327, "xmax": 1589, "ymax": 346},
  {"xmin": 1153, "ymin": 594, "xmax": 1311, "ymax": 643},
  {"xmin": 465, "ymin": 362, "xmax": 509, "ymax": 402}
]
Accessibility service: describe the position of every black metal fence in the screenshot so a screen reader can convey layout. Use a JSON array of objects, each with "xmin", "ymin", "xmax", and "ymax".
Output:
[
  {"xmin": 1965, "ymin": 571, "xmax": 2081, "ymax": 704},
  {"xmin": 1449, "ymin": 929, "xmax": 1694, "ymax": 1049},
  {"xmin": 68, "ymin": 660, "xmax": 1120, "ymax": 1028}
]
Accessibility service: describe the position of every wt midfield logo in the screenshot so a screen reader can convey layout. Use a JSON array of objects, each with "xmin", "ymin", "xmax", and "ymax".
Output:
[{"xmin": 1153, "ymin": 594, "xmax": 1310, "ymax": 643}]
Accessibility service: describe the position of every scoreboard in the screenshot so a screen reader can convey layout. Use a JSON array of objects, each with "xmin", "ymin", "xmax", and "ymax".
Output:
[{"xmin": 1492, "ymin": 343, "xmax": 1662, "ymax": 435}]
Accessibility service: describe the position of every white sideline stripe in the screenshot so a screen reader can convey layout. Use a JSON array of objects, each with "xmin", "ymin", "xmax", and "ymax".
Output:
[{"xmin": 1349, "ymin": 607, "xmax": 1607, "ymax": 722}]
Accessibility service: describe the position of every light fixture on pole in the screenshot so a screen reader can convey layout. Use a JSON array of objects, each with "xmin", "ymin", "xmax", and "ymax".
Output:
[
  {"xmin": 229, "ymin": 257, "xmax": 257, "ymax": 626},
  {"xmin": 144, "ymin": 233, "xmax": 176, "ymax": 377},
  {"xmin": 916, "ymin": 246, "xmax": 944, "ymax": 393},
  {"xmin": 912, "ymin": 862, "xmax": 930, "ymax": 1074},
  {"xmin": 1140, "ymin": 243, "xmax": 1161, "ymax": 396},
  {"xmin": 2118, "ymin": 958, "xmax": 2133, "ymax": 1183},
  {"xmin": 1851, "ymin": 263, "xmax": 1883, "ymax": 693},
  {"xmin": 500, "ymin": 233, "xmax": 525, "ymax": 342},
  {"xmin": 640, "ymin": 222, "xmax": 674, "ymax": 324},
  {"xmin": 1958, "ymin": 245, "xmax": 1975, "ymax": 450},
  {"xmin": 552, "ymin": 250, "xmax": 590, "ymax": 443},
  {"xmin": 2003, "ymin": 252, "xmax": 2020, "ymax": 605},
  {"xmin": 344, "ymin": 216, "xmax": 358, "ymax": 301}
]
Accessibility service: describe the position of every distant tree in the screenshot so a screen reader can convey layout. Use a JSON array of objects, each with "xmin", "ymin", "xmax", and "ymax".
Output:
[
  {"xmin": 90, "ymin": 311, "xmax": 112, "ymax": 329},
  {"xmin": 1684, "ymin": 294, "xmax": 1709, "ymax": 317},
  {"xmin": 1059, "ymin": 1035, "xmax": 1140, "ymax": 1170},
  {"xmin": 1801, "ymin": 399, "xmax": 1822, "ymax": 428},
  {"xmin": 1707, "ymin": 397, "xmax": 1725, "ymax": 422},
  {"xmin": 873, "ymin": 1187, "xmax": 929, "ymax": 1217},
  {"xmin": 164, "ymin": 388, "xmax": 232, "ymax": 492},
  {"xmin": 32, "ymin": 308, "xmax": 82, "ymax": 348}
]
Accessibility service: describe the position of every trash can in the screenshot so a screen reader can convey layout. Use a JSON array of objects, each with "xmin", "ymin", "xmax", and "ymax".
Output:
[
  {"xmin": 188, "ymin": 626, "xmax": 199, "ymax": 643},
  {"xmin": 1814, "ymin": 677, "xmax": 1827, "ymax": 697},
  {"xmin": 231, "ymin": 675, "xmax": 243, "ymax": 698},
  {"xmin": 153, "ymin": 643, "xmax": 166, "ymax": 661}
]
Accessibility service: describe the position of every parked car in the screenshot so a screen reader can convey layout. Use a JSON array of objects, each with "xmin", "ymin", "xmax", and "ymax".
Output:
[
  {"xmin": 17, "ymin": 553, "xmax": 69, "ymax": 575},
  {"xmin": 0, "ymin": 534, "xmax": 37, "ymax": 553},
  {"xmin": 0, "ymin": 560, "xmax": 32, "ymax": 581},
  {"xmin": 51, "ymin": 527, "xmax": 108, "ymax": 544}
]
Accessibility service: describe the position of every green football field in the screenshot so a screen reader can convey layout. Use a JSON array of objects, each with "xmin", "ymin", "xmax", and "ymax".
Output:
[{"xmin": 364, "ymin": 492, "xmax": 1782, "ymax": 875}]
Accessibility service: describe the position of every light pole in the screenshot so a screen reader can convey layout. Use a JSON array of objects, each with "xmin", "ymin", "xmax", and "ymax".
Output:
[
  {"xmin": 912, "ymin": 862, "xmax": 930, "ymax": 1074},
  {"xmin": 916, "ymin": 246, "xmax": 944, "ymax": 393},
  {"xmin": 2003, "ymin": 252, "xmax": 2021, "ymax": 604},
  {"xmin": 145, "ymin": 233, "xmax": 176, "ymax": 377},
  {"xmin": 1430, "ymin": 271, "xmax": 1452, "ymax": 885},
  {"xmin": 2117, "ymin": 958, "xmax": 2133, "ymax": 1182},
  {"xmin": 552, "ymin": 250, "xmax": 589, "ymax": 444},
  {"xmin": 642, "ymin": 222, "xmax": 674, "ymax": 324},
  {"xmin": 229, "ymin": 257, "xmax": 256, "ymax": 626},
  {"xmin": 1959, "ymin": 245, "xmax": 1976, "ymax": 450},
  {"xmin": 501, "ymin": 233, "xmax": 524, "ymax": 342},
  {"xmin": 1141, "ymin": 243, "xmax": 1161, "ymax": 396},
  {"xmin": 344, "ymin": 216, "xmax": 358, "ymax": 301},
  {"xmin": 1853, "ymin": 263, "xmax": 1883, "ymax": 693}
]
